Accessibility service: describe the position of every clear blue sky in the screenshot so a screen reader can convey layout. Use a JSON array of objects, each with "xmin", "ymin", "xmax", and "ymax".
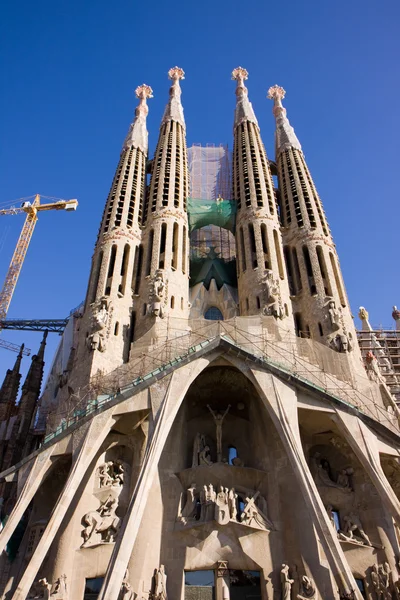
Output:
[{"xmin": 0, "ymin": 0, "xmax": 399, "ymax": 383}]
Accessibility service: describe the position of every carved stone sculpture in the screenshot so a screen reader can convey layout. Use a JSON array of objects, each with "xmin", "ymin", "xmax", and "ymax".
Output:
[
  {"xmin": 215, "ymin": 485, "xmax": 230, "ymax": 525},
  {"xmin": 371, "ymin": 563, "xmax": 394, "ymax": 600},
  {"xmin": 178, "ymin": 482, "xmax": 272, "ymax": 531},
  {"xmin": 358, "ymin": 306, "xmax": 369, "ymax": 321},
  {"xmin": 97, "ymin": 460, "xmax": 127, "ymax": 488},
  {"xmin": 81, "ymin": 493, "xmax": 120, "ymax": 547},
  {"xmin": 241, "ymin": 492, "xmax": 273, "ymax": 530},
  {"xmin": 150, "ymin": 270, "xmax": 166, "ymax": 318},
  {"xmin": 27, "ymin": 578, "xmax": 51, "ymax": 599},
  {"xmin": 192, "ymin": 433, "xmax": 206, "ymax": 467},
  {"xmin": 297, "ymin": 575, "xmax": 316, "ymax": 599},
  {"xmin": 263, "ymin": 270, "xmax": 284, "ymax": 319},
  {"xmin": 154, "ymin": 564, "xmax": 167, "ymax": 600},
  {"xmin": 120, "ymin": 569, "xmax": 134, "ymax": 600},
  {"xmin": 207, "ymin": 404, "xmax": 231, "ymax": 462},
  {"xmin": 281, "ymin": 564, "xmax": 294, "ymax": 600},
  {"xmin": 339, "ymin": 513, "xmax": 371, "ymax": 546},
  {"xmin": 87, "ymin": 297, "xmax": 113, "ymax": 352},
  {"xmin": 313, "ymin": 454, "xmax": 353, "ymax": 492},
  {"xmin": 327, "ymin": 300, "xmax": 340, "ymax": 331},
  {"xmin": 181, "ymin": 483, "xmax": 197, "ymax": 519}
]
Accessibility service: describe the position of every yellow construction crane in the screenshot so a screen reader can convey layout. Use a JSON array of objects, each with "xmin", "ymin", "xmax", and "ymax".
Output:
[{"xmin": 0, "ymin": 194, "xmax": 78, "ymax": 351}]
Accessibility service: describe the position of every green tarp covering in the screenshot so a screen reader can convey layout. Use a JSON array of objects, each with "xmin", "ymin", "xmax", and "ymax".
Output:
[{"xmin": 187, "ymin": 197, "xmax": 237, "ymax": 233}]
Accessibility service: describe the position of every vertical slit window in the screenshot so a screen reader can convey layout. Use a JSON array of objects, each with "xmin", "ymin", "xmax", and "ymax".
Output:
[
  {"xmin": 145, "ymin": 230, "xmax": 154, "ymax": 276},
  {"xmin": 248, "ymin": 223, "xmax": 258, "ymax": 268},
  {"xmin": 159, "ymin": 223, "xmax": 167, "ymax": 269},
  {"xmin": 133, "ymin": 245, "xmax": 143, "ymax": 295},
  {"xmin": 172, "ymin": 222, "xmax": 179, "ymax": 270},
  {"xmin": 104, "ymin": 245, "xmax": 117, "ymax": 296},
  {"xmin": 316, "ymin": 246, "xmax": 332, "ymax": 296},
  {"xmin": 182, "ymin": 226, "xmax": 187, "ymax": 274},
  {"xmin": 240, "ymin": 227, "xmax": 246, "ymax": 271},
  {"xmin": 118, "ymin": 244, "xmax": 130, "ymax": 296},
  {"xmin": 284, "ymin": 246, "xmax": 296, "ymax": 295},
  {"xmin": 292, "ymin": 248, "xmax": 302, "ymax": 292},
  {"xmin": 260, "ymin": 223, "xmax": 270, "ymax": 269},
  {"xmin": 170, "ymin": 296, "xmax": 175, "ymax": 309},
  {"xmin": 318, "ymin": 322, "xmax": 323, "ymax": 336},
  {"xmin": 273, "ymin": 229, "xmax": 284, "ymax": 279},
  {"xmin": 294, "ymin": 312, "xmax": 304, "ymax": 337},
  {"xmin": 91, "ymin": 251, "xmax": 103, "ymax": 303},
  {"xmin": 329, "ymin": 253, "xmax": 346, "ymax": 307},
  {"xmin": 302, "ymin": 245, "xmax": 316, "ymax": 295}
]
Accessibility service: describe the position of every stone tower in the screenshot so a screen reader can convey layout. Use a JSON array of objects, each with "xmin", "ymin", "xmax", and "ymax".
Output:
[
  {"xmin": 72, "ymin": 84, "xmax": 153, "ymax": 383},
  {"xmin": 134, "ymin": 67, "xmax": 190, "ymax": 339},
  {"xmin": 268, "ymin": 85, "xmax": 360, "ymax": 359},
  {"xmin": 232, "ymin": 68, "xmax": 293, "ymax": 324}
]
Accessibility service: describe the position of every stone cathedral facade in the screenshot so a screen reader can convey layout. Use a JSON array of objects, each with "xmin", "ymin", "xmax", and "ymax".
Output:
[{"xmin": 0, "ymin": 66, "xmax": 400, "ymax": 600}]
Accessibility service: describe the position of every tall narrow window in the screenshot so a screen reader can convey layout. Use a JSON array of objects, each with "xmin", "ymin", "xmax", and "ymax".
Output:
[
  {"xmin": 329, "ymin": 252, "xmax": 346, "ymax": 307},
  {"xmin": 145, "ymin": 230, "xmax": 154, "ymax": 276},
  {"xmin": 104, "ymin": 245, "xmax": 117, "ymax": 296},
  {"xmin": 240, "ymin": 227, "xmax": 246, "ymax": 271},
  {"xmin": 260, "ymin": 223, "xmax": 270, "ymax": 269},
  {"xmin": 292, "ymin": 247, "xmax": 302, "ymax": 292},
  {"xmin": 284, "ymin": 246, "xmax": 296, "ymax": 295},
  {"xmin": 170, "ymin": 296, "xmax": 175, "ymax": 309},
  {"xmin": 273, "ymin": 229, "xmax": 284, "ymax": 279},
  {"xmin": 248, "ymin": 223, "xmax": 258, "ymax": 268},
  {"xmin": 294, "ymin": 312, "xmax": 304, "ymax": 338},
  {"xmin": 90, "ymin": 250, "xmax": 103, "ymax": 303},
  {"xmin": 124, "ymin": 311, "xmax": 136, "ymax": 363},
  {"xmin": 316, "ymin": 245, "xmax": 332, "ymax": 296},
  {"xmin": 133, "ymin": 244, "xmax": 143, "ymax": 295},
  {"xmin": 159, "ymin": 223, "xmax": 167, "ymax": 269},
  {"xmin": 172, "ymin": 222, "xmax": 179, "ymax": 270},
  {"xmin": 182, "ymin": 225, "xmax": 187, "ymax": 274},
  {"xmin": 302, "ymin": 245, "xmax": 316, "ymax": 295},
  {"xmin": 118, "ymin": 244, "xmax": 130, "ymax": 296}
]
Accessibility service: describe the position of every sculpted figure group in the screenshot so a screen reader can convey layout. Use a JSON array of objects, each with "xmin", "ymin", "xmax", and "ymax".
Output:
[
  {"xmin": 27, "ymin": 575, "xmax": 67, "ymax": 599},
  {"xmin": 97, "ymin": 460, "xmax": 127, "ymax": 488},
  {"xmin": 81, "ymin": 493, "xmax": 120, "ymax": 547},
  {"xmin": 313, "ymin": 453, "xmax": 353, "ymax": 492},
  {"xmin": 179, "ymin": 482, "xmax": 272, "ymax": 531}
]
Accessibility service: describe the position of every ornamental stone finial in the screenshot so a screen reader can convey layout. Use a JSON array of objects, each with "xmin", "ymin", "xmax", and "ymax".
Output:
[
  {"xmin": 267, "ymin": 85, "xmax": 286, "ymax": 102},
  {"xmin": 168, "ymin": 66, "xmax": 185, "ymax": 81},
  {"xmin": 135, "ymin": 84, "xmax": 153, "ymax": 100},
  {"xmin": 358, "ymin": 306, "xmax": 369, "ymax": 321},
  {"xmin": 232, "ymin": 67, "xmax": 248, "ymax": 82}
]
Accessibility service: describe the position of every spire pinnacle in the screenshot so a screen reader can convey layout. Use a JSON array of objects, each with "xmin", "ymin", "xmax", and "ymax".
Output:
[
  {"xmin": 267, "ymin": 84, "xmax": 302, "ymax": 155},
  {"xmin": 232, "ymin": 67, "xmax": 258, "ymax": 127},
  {"xmin": 161, "ymin": 66, "xmax": 186, "ymax": 129},
  {"xmin": 122, "ymin": 83, "xmax": 153, "ymax": 153}
]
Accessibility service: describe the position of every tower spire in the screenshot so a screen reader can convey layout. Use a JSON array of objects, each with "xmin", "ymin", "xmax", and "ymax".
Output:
[
  {"xmin": 0, "ymin": 344, "xmax": 23, "ymax": 420},
  {"xmin": 161, "ymin": 67, "xmax": 186, "ymax": 129},
  {"xmin": 122, "ymin": 84, "xmax": 153, "ymax": 153},
  {"xmin": 232, "ymin": 67, "xmax": 258, "ymax": 127},
  {"xmin": 267, "ymin": 85, "xmax": 301, "ymax": 154},
  {"xmin": 231, "ymin": 68, "xmax": 293, "ymax": 326}
]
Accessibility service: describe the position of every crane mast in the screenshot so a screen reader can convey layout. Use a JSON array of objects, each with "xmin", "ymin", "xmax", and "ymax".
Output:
[{"xmin": 0, "ymin": 194, "xmax": 78, "ymax": 352}]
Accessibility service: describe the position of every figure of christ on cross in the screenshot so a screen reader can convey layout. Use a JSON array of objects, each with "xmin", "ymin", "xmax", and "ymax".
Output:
[{"xmin": 207, "ymin": 404, "xmax": 231, "ymax": 462}]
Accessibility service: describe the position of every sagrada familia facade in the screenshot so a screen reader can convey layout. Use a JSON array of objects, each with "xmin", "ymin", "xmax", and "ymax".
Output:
[{"xmin": 0, "ymin": 66, "xmax": 400, "ymax": 600}]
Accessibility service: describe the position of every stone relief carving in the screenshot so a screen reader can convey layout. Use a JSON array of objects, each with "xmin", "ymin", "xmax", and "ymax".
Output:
[
  {"xmin": 27, "ymin": 576, "xmax": 67, "ymax": 599},
  {"xmin": 338, "ymin": 513, "xmax": 372, "ymax": 546},
  {"xmin": 97, "ymin": 460, "xmax": 128, "ymax": 489},
  {"xmin": 149, "ymin": 270, "xmax": 167, "ymax": 318},
  {"xmin": 281, "ymin": 565, "xmax": 294, "ymax": 600},
  {"xmin": 81, "ymin": 493, "xmax": 120, "ymax": 547},
  {"xmin": 327, "ymin": 300, "xmax": 340, "ymax": 332},
  {"xmin": 297, "ymin": 575, "xmax": 316, "ymax": 599},
  {"xmin": 263, "ymin": 270, "xmax": 284, "ymax": 319},
  {"xmin": 371, "ymin": 563, "xmax": 395, "ymax": 599},
  {"xmin": 313, "ymin": 453, "xmax": 353, "ymax": 492},
  {"xmin": 152, "ymin": 564, "xmax": 167, "ymax": 600},
  {"xmin": 119, "ymin": 569, "xmax": 134, "ymax": 600},
  {"xmin": 87, "ymin": 296, "xmax": 113, "ymax": 352},
  {"xmin": 178, "ymin": 483, "xmax": 272, "ymax": 531}
]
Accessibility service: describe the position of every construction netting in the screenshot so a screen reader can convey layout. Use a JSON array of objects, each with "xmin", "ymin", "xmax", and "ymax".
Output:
[{"xmin": 187, "ymin": 144, "xmax": 236, "ymax": 261}]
